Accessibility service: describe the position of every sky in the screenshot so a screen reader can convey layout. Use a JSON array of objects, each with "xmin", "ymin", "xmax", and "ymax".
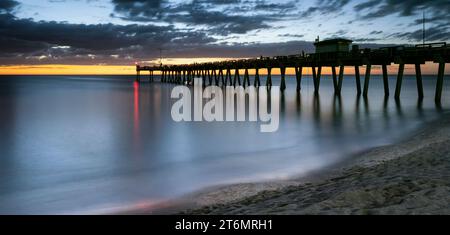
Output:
[{"xmin": 0, "ymin": 0, "xmax": 449, "ymax": 74}]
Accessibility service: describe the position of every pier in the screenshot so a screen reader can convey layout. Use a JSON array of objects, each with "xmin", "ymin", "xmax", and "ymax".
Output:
[{"xmin": 136, "ymin": 40, "xmax": 449, "ymax": 103}]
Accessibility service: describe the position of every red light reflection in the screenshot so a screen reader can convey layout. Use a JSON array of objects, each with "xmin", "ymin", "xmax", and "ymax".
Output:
[{"xmin": 133, "ymin": 81, "xmax": 141, "ymax": 154}]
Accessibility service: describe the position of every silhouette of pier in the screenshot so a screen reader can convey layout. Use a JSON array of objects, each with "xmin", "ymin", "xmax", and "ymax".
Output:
[{"xmin": 136, "ymin": 40, "xmax": 449, "ymax": 103}]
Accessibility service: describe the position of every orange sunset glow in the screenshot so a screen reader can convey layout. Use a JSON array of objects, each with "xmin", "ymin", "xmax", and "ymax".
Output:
[{"xmin": 1, "ymin": 62, "xmax": 448, "ymax": 75}]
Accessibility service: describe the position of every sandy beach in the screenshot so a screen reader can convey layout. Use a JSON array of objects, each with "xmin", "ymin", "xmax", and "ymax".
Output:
[{"xmin": 132, "ymin": 112, "xmax": 450, "ymax": 215}]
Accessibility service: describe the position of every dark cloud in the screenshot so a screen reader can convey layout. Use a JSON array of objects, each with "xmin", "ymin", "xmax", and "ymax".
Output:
[
  {"xmin": 351, "ymin": 37, "xmax": 382, "ymax": 42},
  {"xmin": 278, "ymin": 34, "xmax": 305, "ymax": 38},
  {"xmin": 0, "ymin": 12, "xmax": 219, "ymax": 64},
  {"xmin": 353, "ymin": 0, "xmax": 450, "ymax": 43},
  {"xmin": 0, "ymin": 13, "xmax": 179, "ymax": 51},
  {"xmin": 299, "ymin": 0, "xmax": 351, "ymax": 17},
  {"xmin": 318, "ymin": 0, "xmax": 351, "ymax": 12},
  {"xmin": 0, "ymin": 11, "xmax": 314, "ymax": 65},
  {"xmin": 353, "ymin": 0, "xmax": 378, "ymax": 12},
  {"xmin": 370, "ymin": 30, "xmax": 383, "ymax": 35},
  {"xmin": 354, "ymin": 0, "xmax": 450, "ymax": 21},
  {"xmin": 388, "ymin": 25, "xmax": 450, "ymax": 42},
  {"xmin": 111, "ymin": 0, "xmax": 298, "ymax": 35},
  {"xmin": 111, "ymin": 0, "xmax": 167, "ymax": 21},
  {"xmin": 0, "ymin": 0, "xmax": 19, "ymax": 13},
  {"xmin": 0, "ymin": 0, "xmax": 300, "ymax": 65}
]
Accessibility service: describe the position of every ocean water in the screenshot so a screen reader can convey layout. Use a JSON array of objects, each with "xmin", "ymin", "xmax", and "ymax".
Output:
[{"xmin": 0, "ymin": 74, "xmax": 449, "ymax": 214}]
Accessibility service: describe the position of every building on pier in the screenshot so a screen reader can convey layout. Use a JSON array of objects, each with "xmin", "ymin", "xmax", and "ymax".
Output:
[{"xmin": 314, "ymin": 38, "xmax": 353, "ymax": 54}]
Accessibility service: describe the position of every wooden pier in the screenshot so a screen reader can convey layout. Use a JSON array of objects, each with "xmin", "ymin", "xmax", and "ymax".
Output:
[{"xmin": 136, "ymin": 42, "xmax": 449, "ymax": 103}]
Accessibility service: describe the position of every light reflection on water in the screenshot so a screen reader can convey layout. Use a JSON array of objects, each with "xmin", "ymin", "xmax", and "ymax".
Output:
[{"xmin": 0, "ymin": 74, "xmax": 448, "ymax": 214}]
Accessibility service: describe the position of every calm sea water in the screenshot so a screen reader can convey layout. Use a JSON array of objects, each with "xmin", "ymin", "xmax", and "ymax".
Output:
[{"xmin": 0, "ymin": 74, "xmax": 449, "ymax": 214}]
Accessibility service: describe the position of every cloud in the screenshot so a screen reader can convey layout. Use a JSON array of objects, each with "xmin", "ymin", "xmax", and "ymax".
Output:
[
  {"xmin": 111, "ymin": 0, "xmax": 298, "ymax": 35},
  {"xmin": 0, "ymin": 12, "xmax": 220, "ymax": 64},
  {"xmin": 353, "ymin": 0, "xmax": 450, "ymax": 42},
  {"xmin": 0, "ymin": 0, "xmax": 303, "ymax": 65},
  {"xmin": 0, "ymin": 11, "xmax": 316, "ymax": 65},
  {"xmin": 298, "ymin": 0, "xmax": 351, "ymax": 19},
  {"xmin": 0, "ymin": 0, "xmax": 19, "ymax": 13},
  {"xmin": 370, "ymin": 30, "xmax": 383, "ymax": 35},
  {"xmin": 354, "ymin": 0, "xmax": 450, "ymax": 21},
  {"xmin": 353, "ymin": 0, "xmax": 379, "ymax": 12},
  {"xmin": 318, "ymin": 0, "xmax": 351, "ymax": 12},
  {"xmin": 388, "ymin": 25, "xmax": 450, "ymax": 42},
  {"xmin": 278, "ymin": 34, "xmax": 305, "ymax": 38}
]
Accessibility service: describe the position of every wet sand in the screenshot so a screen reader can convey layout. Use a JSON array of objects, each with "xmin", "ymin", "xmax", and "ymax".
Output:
[{"xmin": 125, "ymin": 113, "xmax": 450, "ymax": 215}]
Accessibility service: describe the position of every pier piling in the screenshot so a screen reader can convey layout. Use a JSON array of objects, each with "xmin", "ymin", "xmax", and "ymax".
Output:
[
  {"xmin": 337, "ymin": 65, "xmax": 344, "ymax": 94},
  {"xmin": 280, "ymin": 66, "xmax": 286, "ymax": 91},
  {"xmin": 415, "ymin": 64, "xmax": 424, "ymax": 99},
  {"xmin": 201, "ymin": 70, "xmax": 206, "ymax": 84},
  {"xmin": 234, "ymin": 69, "xmax": 241, "ymax": 87},
  {"xmin": 435, "ymin": 62, "xmax": 446, "ymax": 103},
  {"xmin": 394, "ymin": 63, "xmax": 405, "ymax": 100},
  {"xmin": 172, "ymin": 70, "xmax": 176, "ymax": 83},
  {"xmin": 266, "ymin": 67, "xmax": 272, "ymax": 88},
  {"xmin": 254, "ymin": 68, "xmax": 261, "ymax": 87},
  {"xmin": 363, "ymin": 64, "xmax": 371, "ymax": 97},
  {"xmin": 219, "ymin": 69, "xmax": 224, "ymax": 86},
  {"xmin": 332, "ymin": 66, "xmax": 338, "ymax": 92},
  {"xmin": 214, "ymin": 70, "xmax": 219, "ymax": 86},
  {"xmin": 136, "ymin": 70, "xmax": 140, "ymax": 82},
  {"xmin": 312, "ymin": 66, "xmax": 322, "ymax": 93},
  {"xmin": 209, "ymin": 70, "xmax": 213, "ymax": 85},
  {"xmin": 226, "ymin": 68, "xmax": 232, "ymax": 86},
  {"xmin": 187, "ymin": 70, "xmax": 191, "ymax": 84},
  {"xmin": 296, "ymin": 66, "xmax": 303, "ymax": 91},
  {"xmin": 244, "ymin": 68, "xmax": 250, "ymax": 88},
  {"xmin": 355, "ymin": 66, "xmax": 361, "ymax": 95},
  {"xmin": 382, "ymin": 64, "xmax": 389, "ymax": 97}
]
